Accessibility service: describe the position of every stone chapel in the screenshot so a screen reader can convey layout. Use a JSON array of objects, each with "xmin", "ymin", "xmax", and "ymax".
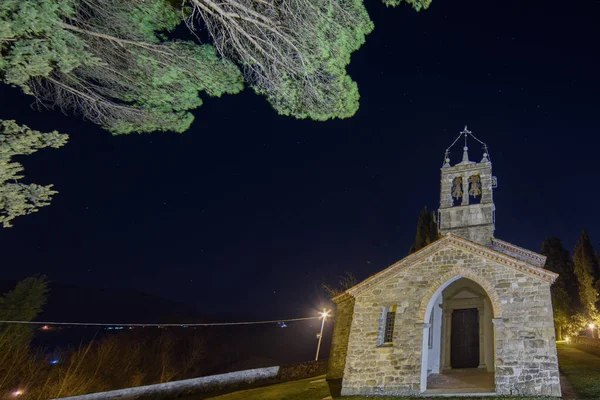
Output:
[{"xmin": 326, "ymin": 127, "xmax": 561, "ymax": 397}]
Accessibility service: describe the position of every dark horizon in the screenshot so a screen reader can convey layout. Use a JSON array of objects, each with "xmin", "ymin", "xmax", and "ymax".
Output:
[{"xmin": 1, "ymin": 0, "xmax": 599, "ymax": 320}]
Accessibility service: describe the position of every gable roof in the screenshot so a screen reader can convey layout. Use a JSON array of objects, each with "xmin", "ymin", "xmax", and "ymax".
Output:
[{"xmin": 333, "ymin": 233, "xmax": 557, "ymax": 302}]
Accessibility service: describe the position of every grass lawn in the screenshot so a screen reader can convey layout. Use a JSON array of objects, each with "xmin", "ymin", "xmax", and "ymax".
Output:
[
  {"xmin": 557, "ymin": 342, "xmax": 600, "ymax": 399},
  {"xmin": 204, "ymin": 343, "xmax": 600, "ymax": 400},
  {"xmin": 205, "ymin": 375, "xmax": 331, "ymax": 400}
]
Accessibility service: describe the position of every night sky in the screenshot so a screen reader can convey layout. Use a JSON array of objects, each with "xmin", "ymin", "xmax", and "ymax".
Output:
[{"xmin": 1, "ymin": 0, "xmax": 599, "ymax": 321}]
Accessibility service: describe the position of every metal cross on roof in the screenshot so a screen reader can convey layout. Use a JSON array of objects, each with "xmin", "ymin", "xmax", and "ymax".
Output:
[{"xmin": 443, "ymin": 125, "xmax": 491, "ymax": 167}]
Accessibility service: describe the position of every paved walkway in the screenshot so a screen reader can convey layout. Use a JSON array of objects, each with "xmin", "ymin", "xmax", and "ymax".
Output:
[
  {"xmin": 425, "ymin": 361, "xmax": 577, "ymax": 398},
  {"xmin": 426, "ymin": 369, "xmax": 495, "ymax": 395}
]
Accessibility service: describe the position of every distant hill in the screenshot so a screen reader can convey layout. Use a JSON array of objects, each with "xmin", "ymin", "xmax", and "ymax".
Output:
[{"xmin": 0, "ymin": 280, "xmax": 202, "ymax": 324}]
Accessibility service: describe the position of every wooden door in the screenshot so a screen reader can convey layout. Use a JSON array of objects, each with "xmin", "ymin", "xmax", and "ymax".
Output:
[{"xmin": 451, "ymin": 308, "xmax": 479, "ymax": 368}]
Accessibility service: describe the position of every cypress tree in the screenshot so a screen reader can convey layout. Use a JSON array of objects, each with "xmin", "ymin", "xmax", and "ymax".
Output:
[
  {"xmin": 542, "ymin": 237, "xmax": 579, "ymax": 302},
  {"xmin": 409, "ymin": 206, "xmax": 440, "ymax": 254},
  {"xmin": 541, "ymin": 237, "xmax": 578, "ymax": 338},
  {"xmin": 573, "ymin": 229, "xmax": 600, "ymax": 323},
  {"xmin": 574, "ymin": 229, "xmax": 600, "ymax": 283}
]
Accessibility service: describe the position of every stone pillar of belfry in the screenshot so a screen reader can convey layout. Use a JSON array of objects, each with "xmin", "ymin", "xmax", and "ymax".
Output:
[
  {"xmin": 461, "ymin": 175, "xmax": 469, "ymax": 206},
  {"xmin": 477, "ymin": 306, "xmax": 486, "ymax": 369}
]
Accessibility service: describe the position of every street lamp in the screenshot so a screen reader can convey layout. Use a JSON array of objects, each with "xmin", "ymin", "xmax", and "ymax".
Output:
[
  {"xmin": 315, "ymin": 309, "xmax": 330, "ymax": 361},
  {"xmin": 590, "ymin": 323, "xmax": 595, "ymax": 339}
]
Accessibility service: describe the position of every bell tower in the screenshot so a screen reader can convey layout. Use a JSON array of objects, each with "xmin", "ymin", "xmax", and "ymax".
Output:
[{"xmin": 438, "ymin": 127, "xmax": 497, "ymax": 245}]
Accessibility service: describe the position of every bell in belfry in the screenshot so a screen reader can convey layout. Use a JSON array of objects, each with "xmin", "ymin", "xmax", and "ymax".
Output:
[
  {"xmin": 451, "ymin": 176, "xmax": 463, "ymax": 199},
  {"xmin": 469, "ymin": 175, "xmax": 482, "ymax": 197}
]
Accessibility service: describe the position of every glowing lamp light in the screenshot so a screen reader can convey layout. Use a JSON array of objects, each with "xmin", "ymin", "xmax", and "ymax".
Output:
[
  {"xmin": 12, "ymin": 390, "xmax": 24, "ymax": 397},
  {"xmin": 50, "ymin": 359, "xmax": 59, "ymax": 365},
  {"xmin": 315, "ymin": 309, "xmax": 331, "ymax": 361},
  {"xmin": 590, "ymin": 323, "xmax": 595, "ymax": 329},
  {"xmin": 565, "ymin": 337, "xmax": 570, "ymax": 343},
  {"xmin": 41, "ymin": 325, "xmax": 49, "ymax": 330}
]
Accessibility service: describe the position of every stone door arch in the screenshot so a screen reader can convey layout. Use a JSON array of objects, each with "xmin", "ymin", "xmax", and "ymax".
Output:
[
  {"xmin": 417, "ymin": 269, "xmax": 502, "ymax": 393},
  {"xmin": 418, "ymin": 267, "xmax": 503, "ymax": 322}
]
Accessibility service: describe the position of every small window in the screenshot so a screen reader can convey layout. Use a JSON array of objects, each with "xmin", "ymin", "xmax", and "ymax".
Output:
[
  {"xmin": 428, "ymin": 311, "xmax": 434, "ymax": 349},
  {"xmin": 468, "ymin": 174, "xmax": 482, "ymax": 204},
  {"xmin": 451, "ymin": 176, "xmax": 463, "ymax": 206},
  {"xmin": 383, "ymin": 306, "xmax": 396, "ymax": 344}
]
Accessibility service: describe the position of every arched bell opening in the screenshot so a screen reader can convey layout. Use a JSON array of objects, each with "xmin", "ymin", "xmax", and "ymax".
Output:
[
  {"xmin": 451, "ymin": 176, "xmax": 463, "ymax": 207},
  {"xmin": 468, "ymin": 174, "xmax": 483, "ymax": 204}
]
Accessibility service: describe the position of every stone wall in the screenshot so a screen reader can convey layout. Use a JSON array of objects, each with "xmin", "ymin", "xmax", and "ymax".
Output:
[
  {"xmin": 571, "ymin": 336, "xmax": 600, "ymax": 347},
  {"xmin": 340, "ymin": 244, "xmax": 560, "ymax": 397},
  {"xmin": 439, "ymin": 214, "xmax": 495, "ymax": 246},
  {"xmin": 327, "ymin": 294, "xmax": 355, "ymax": 381},
  {"xmin": 278, "ymin": 360, "xmax": 328, "ymax": 382}
]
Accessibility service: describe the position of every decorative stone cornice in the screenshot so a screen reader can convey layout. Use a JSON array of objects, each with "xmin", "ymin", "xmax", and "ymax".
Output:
[
  {"xmin": 448, "ymin": 234, "xmax": 557, "ymax": 283},
  {"xmin": 331, "ymin": 291, "xmax": 354, "ymax": 304},
  {"xmin": 335, "ymin": 233, "xmax": 558, "ymax": 301},
  {"xmin": 490, "ymin": 238, "xmax": 547, "ymax": 267}
]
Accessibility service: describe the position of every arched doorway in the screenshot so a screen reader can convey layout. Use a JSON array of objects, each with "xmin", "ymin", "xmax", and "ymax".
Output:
[{"xmin": 419, "ymin": 276, "xmax": 498, "ymax": 394}]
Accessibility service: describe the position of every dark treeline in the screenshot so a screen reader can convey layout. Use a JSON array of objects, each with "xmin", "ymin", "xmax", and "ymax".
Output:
[
  {"xmin": 542, "ymin": 229, "xmax": 600, "ymax": 339},
  {"xmin": 408, "ymin": 206, "xmax": 441, "ymax": 255}
]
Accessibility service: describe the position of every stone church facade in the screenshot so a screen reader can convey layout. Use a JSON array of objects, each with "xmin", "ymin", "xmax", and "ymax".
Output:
[{"xmin": 327, "ymin": 128, "xmax": 561, "ymax": 397}]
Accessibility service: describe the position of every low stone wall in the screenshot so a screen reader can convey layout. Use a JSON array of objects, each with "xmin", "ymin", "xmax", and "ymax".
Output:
[
  {"xmin": 53, "ymin": 360, "xmax": 329, "ymax": 400},
  {"xmin": 571, "ymin": 336, "xmax": 600, "ymax": 347},
  {"xmin": 53, "ymin": 366, "xmax": 279, "ymax": 400},
  {"xmin": 278, "ymin": 360, "xmax": 327, "ymax": 382}
]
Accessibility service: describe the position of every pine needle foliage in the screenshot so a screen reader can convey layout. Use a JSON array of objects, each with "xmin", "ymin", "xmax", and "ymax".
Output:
[
  {"xmin": 0, "ymin": 0, "xmax": 244, "ymax": 134},
  {"xmin": 382, "ymin": 0, "xmax": 432, "ymax": 10},
  {"xmin": 187, "ymin": 0, "xmax": 374, "ymax": 121},
  {"xmin": 186, "ymin": 0, "xmax": 430, "ymax": 121},
  {"xmin": 0, "ymin": 120, "xmax": 68, "ymax": 228},
  {"xmin": 1, "ymin": 0, "xmax": 432, "ymax": 133}
]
